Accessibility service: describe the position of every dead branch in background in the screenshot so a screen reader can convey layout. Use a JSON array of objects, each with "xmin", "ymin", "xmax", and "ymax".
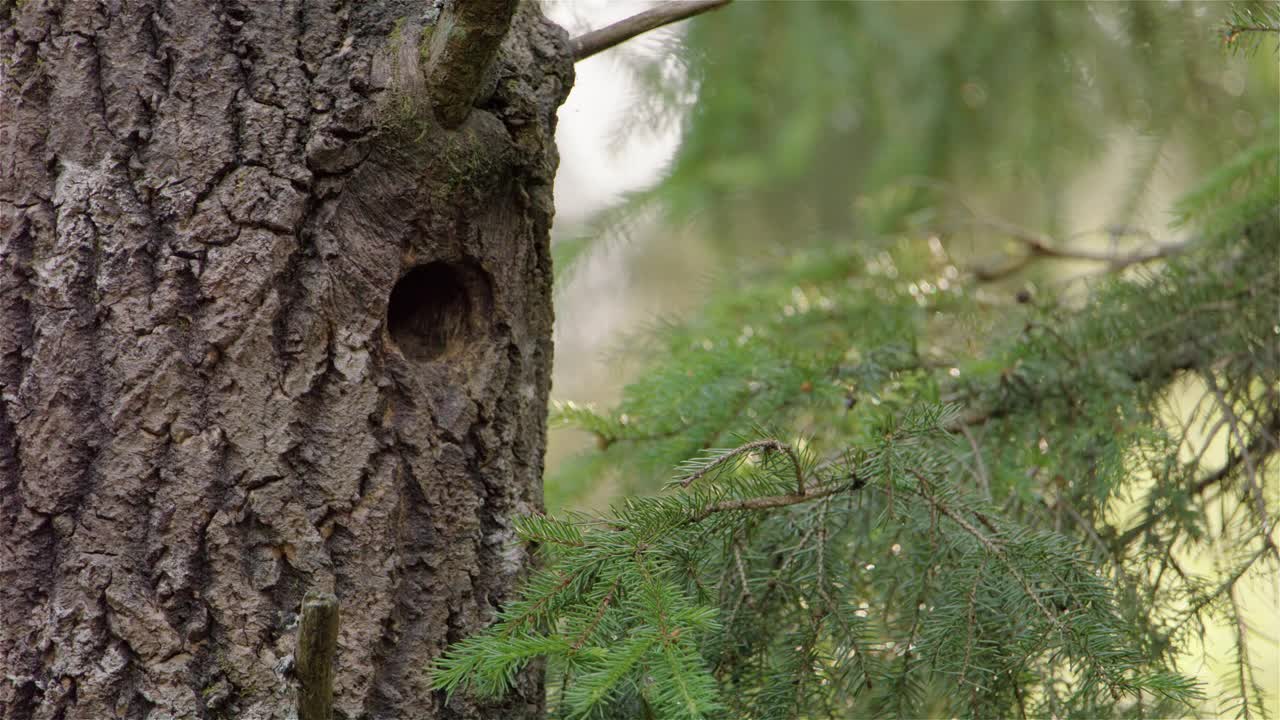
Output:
[
  {"xmin": 572, "ymin": 0, "xmax": 731, "ymax": 61},
  {"xmin": 961, "ymin": 217, "xmax": 1191, "ymax": 282}
]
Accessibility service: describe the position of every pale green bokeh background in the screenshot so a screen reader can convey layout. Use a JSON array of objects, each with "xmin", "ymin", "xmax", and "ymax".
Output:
[{"xmin": 541, "ymin": 1, "xmax": 1278, "ymax": 714}]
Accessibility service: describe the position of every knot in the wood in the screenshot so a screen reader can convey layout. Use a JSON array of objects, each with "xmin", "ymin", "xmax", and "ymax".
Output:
[{"xmin": 387, "ymin": 262, "xmax": 487, "ymax": 362}]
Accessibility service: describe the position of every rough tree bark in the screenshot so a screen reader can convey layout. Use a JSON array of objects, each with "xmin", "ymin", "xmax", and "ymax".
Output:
[{"xmin": 0, "ymin": 1, "xmax": 572, "ymax": 717}]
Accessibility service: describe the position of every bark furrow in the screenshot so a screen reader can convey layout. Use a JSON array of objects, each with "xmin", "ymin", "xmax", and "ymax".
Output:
[{"xmin": 1, "ymin": 1, "xmax": 573, "ymax": 718}]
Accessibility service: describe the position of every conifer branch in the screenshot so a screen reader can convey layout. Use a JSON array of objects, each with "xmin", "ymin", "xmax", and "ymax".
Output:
[
  {"xmin": 571, "ymin": 0, "xmax": 732, "ymax": 61},
  {"xmin": 906, "ymin": 469, "xmax": 1064, "ymax": 632},
  {"xmin": 1221, "ymin": 4, "xmax": 1280, "ymax": 52},
  {"xmin": 573, "ymin": 577, "xmax": 621, "ymax": 650},
  {"xmin": 948, "ymin": 286, "xmax": 1263, "ymax": 431},
  {"xmin": 959, "ymin": 424, "xmax": 992, "ymax": 501},
  {"xmin": 1201, "ymin": 372, "xmax": 1278, "ymax": 552},
  {"xmin": 752, "ymin": 519, "xmax": 822, "ymax": 614},
  {"xmin": 1055, "ymin": 496, "xmax": 1111, "ymax": 560},
  {"xmin": 689, "ymin": 481, "xmax": 853, "ymax": 523},
  {"xmin": 437, "ymin": 23, "xmax": 1275, "ymax": 713},
  {"xmin": 959, "ymin": 555, "xmax": 989, "ymax": 691},
  {"xmin": 1227, "ymin": 588, "xmax": 1263, "ymax": 720},
  {"xmin": 1189, "ymin": 416, "xmax": 1279, "ymax": 499},
  {"xmin": 944, "ymin": 526, "xmax": 1127, "ymax": 702},
  {"xmin": 731, "ymin": 542, "xmax": 754, "ymax": 607},
  {"xmin": 1176, "ymin": 544, "xmax": 1272, "ymax": 630},
  {"xmin": 501, "ymin": 568, "xmax": 581, "ymax": 634},
  {"xmin": 1225, "ymin": 24, "xmax": 1280, "ymax": 37},
  {"xmin": 678, "ymin": 439, "xmax": 806, "ymax": 494}
]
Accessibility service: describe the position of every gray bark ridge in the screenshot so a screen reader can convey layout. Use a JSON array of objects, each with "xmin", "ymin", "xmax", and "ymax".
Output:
[{"xmin": 0, "ymin": 1, "xmax": 573, "ymax": 718}]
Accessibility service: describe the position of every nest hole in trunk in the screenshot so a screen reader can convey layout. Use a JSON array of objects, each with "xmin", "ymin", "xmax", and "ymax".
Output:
[{"xmin": 387, "ymin": 261, "xmax": 489, "ymax": 362}]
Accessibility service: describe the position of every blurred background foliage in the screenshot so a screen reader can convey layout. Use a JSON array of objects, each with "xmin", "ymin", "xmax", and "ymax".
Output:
[
  {"xmin": 656, "ymin": 1, "xmax": 1274, "ymax": 241},
  {"xmin": 528, "ymin": 1, "xmax": 1278, "ymax": 717},
  {"xmin": 547, "ymin": 0, "xmax": 1277, "ymax": 503}
]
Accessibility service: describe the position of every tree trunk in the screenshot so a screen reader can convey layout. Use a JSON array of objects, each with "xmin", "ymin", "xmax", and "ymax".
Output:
[{"xmin": 0, "ymin": 1, "xmax": 572, "ymax": 718}]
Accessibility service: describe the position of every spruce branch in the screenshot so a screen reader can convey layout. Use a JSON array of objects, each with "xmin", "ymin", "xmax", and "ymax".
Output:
[
  {"xmin": 1201, "ymin": 371, "xmax": 1278, "ymax": 552},
  {"xmin": 1224, "ymin": 23, "xmax": 1280, "ymax": 39},
  {"xmin": 948, "ymin": 283, "xmax": 1271, "ymax": 432},
  {"xmin": 958, "ymin": 424, "xmax": 993, "ymax": 501},
  {"xmin": 676, "ymin": 439, "xmax": 806, "ymax": 495},
  {"xmin": 1175, "ymin": 544, "xmax": 1273, "ymax": 635},
  {"xmin": 500, "ymin": 567, "xmax": 584, "ymax": 634},
  {"xmin": 1228, "ymin": 586, "xmax": 1271, "ymax": 720},
  {"xmin": 689, "ymin": 480, "xmax": 852, "ymax": 523},
  {"xmin": 1221, "ymin": 3, "xmax": 1280, "ymax": 53},
  {"xmin": 959, "ymin": 554, "xmax": 990, "ymax": 696},
  {"xmin": 902, "ymin": 469, "xmax": 1154, "ymax": 703},
  {"xmin": 451, "ymin": 137, "xmax": 1276, "ymax": 718},
  {"xmin": 907, "ymin": 472, "xmax": 1056, "ymax": 628},
  {"xmin": 746, "ymin": 516, "xmax": 823, "ymax": 620},
  {"xmin": 572, "ymin": 577, "xmax": 621, "ymax": 651},
  {"xmin": 1187, "ymin": 414, "xmax": 1280, "ymax": 502},
  {"xmin": 571, "ymin": 0, "xmax": 732, "ymax": 61}
]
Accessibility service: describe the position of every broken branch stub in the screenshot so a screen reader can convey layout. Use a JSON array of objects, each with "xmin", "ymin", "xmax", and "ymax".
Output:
[
  {"xmin": 297, "ymin": 591, "xmax": 340, "ymax": 720},
  {"xmin": 424, "ymin": 0, "xmax": 519, "ymax": 128}
]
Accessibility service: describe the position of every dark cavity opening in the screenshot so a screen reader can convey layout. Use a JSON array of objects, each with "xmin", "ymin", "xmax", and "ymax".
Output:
[{"xmin": 387, "ymin": 262, "xmax": 483, "ymax": 362}]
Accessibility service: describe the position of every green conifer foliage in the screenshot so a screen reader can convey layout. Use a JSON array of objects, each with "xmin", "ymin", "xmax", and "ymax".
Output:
[
  {"xmin": 435, "ymin": 135, "xmax": 1277, "ymax": 718},
  {"xmin": 435, "ymin": 3, "xmax": 1279, "ymax": 718}
]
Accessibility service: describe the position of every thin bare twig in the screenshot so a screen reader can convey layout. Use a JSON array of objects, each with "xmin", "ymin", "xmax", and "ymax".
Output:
[
  {"xmin": 1056, "ymin": 497, "xmax": 1110, "ymax": 561},
  {"xmin": 572, "ymin": 0, "xmax": 731, "ymax": 61},
  {"xmin": 965, "ymin": 216, "xmax": 1190, "ymax": 282},
  {"xmin": 893, "ymin": 178, "xmax": 1188, "ymax": 281}
]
